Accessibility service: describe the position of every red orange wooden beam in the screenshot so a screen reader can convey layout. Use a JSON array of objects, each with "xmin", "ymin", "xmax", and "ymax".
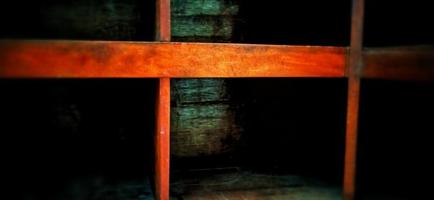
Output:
[
  {"xmin": 155, "ymin": 78, "xmax": 170, "ymax": 200},
  {"xmin": 1, "ymin": 40, "xmax": 433, "ymax": 80},
  {"xmin": 343, "ymin": 0, "xmax": 364, "ymax": 199},
  {"xmin": 155, "ymin": 1, "xmax": 171, "ymax": 200},
  {"xmin": 155, "ymin": 0, "xmax": 171, "ymax": 42},
  {"xmin": 156, "ymin": 0, "xmax": 171, "ymax": 42},
  {"xmin": 0, "ymin": 40, "xmax": 347, "ymax": 78}
]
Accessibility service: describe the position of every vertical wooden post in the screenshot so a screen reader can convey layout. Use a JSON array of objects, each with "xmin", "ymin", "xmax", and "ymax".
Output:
[
  {"xmin": 155, "ymin": 1, "xmax": 171, "ymax": 200},
  {"xmin": 155, "ymin": 78, "xmax": 170, "ymax": 200},
  {"xmin": 156, "ymin": 0, "xmax": 171, "ymax": 42},
  {"xmin": 343, "ymin": 0, "xmax": 364, "ymax": 200}
]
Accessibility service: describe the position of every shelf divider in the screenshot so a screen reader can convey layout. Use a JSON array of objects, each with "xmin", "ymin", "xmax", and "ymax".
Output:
[
  {"xmin": 155, "ymin": 0, "xmax": 171, "ymax": 200},
  {"xmin": 343, "ymin": 0, "xmax": 365, "ymax": 200}
]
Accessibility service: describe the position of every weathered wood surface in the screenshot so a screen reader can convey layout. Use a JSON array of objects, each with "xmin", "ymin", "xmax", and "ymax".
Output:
[
  {"xmin": 172, "ymin": 0, "xmax": 239, "ymax": 16},
  {"xmin": 171, "ymin": 0, "xmax": 239, "ymax": 42},
  {"xmin": 0, "ymin": 40, "xmax": 347, "ymax": 78},
  {"xmin": 171, "ymin": 171, "xmax": 341, "ymax": 200},
  {"xmin": 171, "ymin": 79, "xmax": 241, "ymax": 157}
]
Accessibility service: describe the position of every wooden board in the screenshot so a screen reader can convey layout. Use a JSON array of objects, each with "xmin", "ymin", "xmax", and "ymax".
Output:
[
  {"xmin": 363, "ymin": 46, "xmax": 434, "ymax": 81},
  {"xmin": 0, "ymin": 40, "xmax": 347, "ymax": 78}
]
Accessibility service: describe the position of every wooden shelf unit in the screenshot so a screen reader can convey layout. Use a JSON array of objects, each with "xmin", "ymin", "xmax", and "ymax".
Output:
[{"xmin": 0, "ymin": 0, "xmax": 433, "ymax": 200}]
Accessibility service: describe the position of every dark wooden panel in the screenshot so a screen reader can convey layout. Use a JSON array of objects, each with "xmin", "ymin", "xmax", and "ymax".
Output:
[
  {"xmin": 363, "ymin": 46, "xmax": 434, "ymax": 81},
  {"xmin": 0, "ymin": 0, "xmax": 155, "ymax": 41}
]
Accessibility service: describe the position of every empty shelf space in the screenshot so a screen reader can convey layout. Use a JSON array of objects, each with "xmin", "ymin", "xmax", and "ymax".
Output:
[
  {"xmin": 169, "ymin": 78, "xmax": 347, "ymax": 200},
  {"xmin": 1, "ymin": 79, "xmax": 158, "ymax": 200}
]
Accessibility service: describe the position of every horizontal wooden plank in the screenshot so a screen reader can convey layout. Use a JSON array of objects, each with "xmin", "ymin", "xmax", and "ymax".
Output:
[
  {"xmin": 363, "ymin": 46, "xmax": 434, "ymax": 81},
  {"xmin": 0, "ymin": 40, "xmax": 346, "ymax": 78}
]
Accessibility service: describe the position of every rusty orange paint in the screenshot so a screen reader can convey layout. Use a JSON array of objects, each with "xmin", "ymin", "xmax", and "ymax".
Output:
[
  {"xmin": 363, "ymin": 46, "xmax": 434, "ymax": 81},
  {"xmin": 155, "ymin": 78, "xmax": 170, "ymax": 200},
  {"xmin": 0, "ymin": 40, "xmax": 347, "ymax": 78}
]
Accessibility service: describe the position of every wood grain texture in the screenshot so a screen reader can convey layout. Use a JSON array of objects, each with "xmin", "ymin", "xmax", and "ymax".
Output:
[
  {"xmin": 363, "ymin": 46, "xmax": 434, "ymax": 81},
  {"xmin": 155, "ymin": 78, "xmax": 171, "ymax": 200},
  {"xmin": 0, "ymin": 40, "xmax": 347, "ymax": 78},
  {"xmin": 171, "ymin": 0, "xmax": 239, "ymax": 42},
  {"xmin": 156, "ymin": 1, "xmax": 171, "ymax": 200}
]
